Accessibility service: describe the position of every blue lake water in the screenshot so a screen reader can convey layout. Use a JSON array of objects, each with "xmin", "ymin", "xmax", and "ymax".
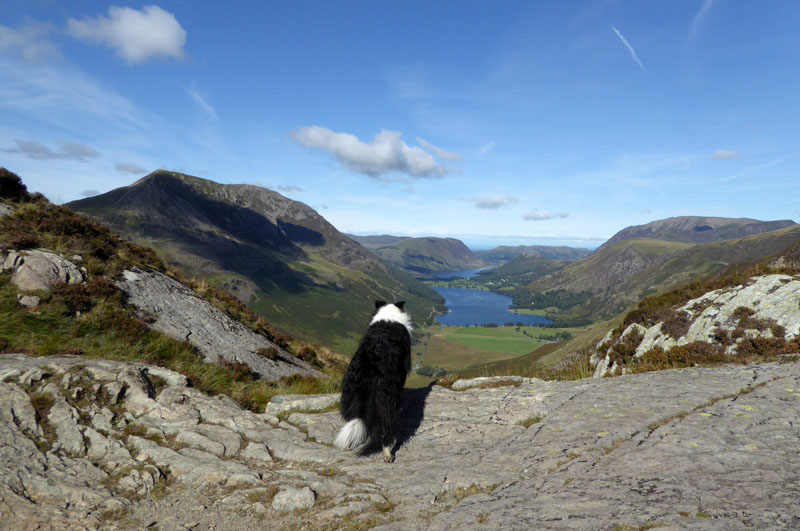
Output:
[
  {"xmin": 433, "ymin": 287, "xmax": 552, "ymax": 327},
  {"xmin": 420, "ymin": 267, "xmax": 493, "ymax": 280}
]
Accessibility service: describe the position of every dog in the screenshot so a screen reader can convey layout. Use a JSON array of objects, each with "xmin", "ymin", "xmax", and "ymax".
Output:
[{"xmin": 334, "ymin": 300, "xmax": 412, "ymax": 462}]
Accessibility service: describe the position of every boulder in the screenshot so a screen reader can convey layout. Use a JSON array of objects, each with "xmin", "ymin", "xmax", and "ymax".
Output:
[
  {"xmin": 1, "ymin": 249, "xmax": 84, "ymax": 291},
  {"xmin": 117, "ymin": 268, "xmax": 324, "ymax": 382}
]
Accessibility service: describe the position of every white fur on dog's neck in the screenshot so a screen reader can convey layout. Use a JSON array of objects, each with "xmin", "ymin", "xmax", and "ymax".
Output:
[{"xmin": 370, "ymin": 304, "xmax": 413, "ymax": 334}]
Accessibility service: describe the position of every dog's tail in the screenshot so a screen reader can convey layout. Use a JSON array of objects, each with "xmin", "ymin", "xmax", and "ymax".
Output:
[{"xmin": 334, "ymin": 418, "xmax": 368, "ymax": 450}]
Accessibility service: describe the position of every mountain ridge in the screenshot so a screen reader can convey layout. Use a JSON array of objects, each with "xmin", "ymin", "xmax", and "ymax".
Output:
[
  {"xmin": 68, "ymin": 170, "xmax": 443, "ymax": 354},
  {"xmin": 599, "ymin": 215, "xmax": 796, "ymax": 250}
]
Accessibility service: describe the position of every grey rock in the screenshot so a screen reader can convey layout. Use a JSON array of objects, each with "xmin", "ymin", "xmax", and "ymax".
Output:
[
  {"xmin": 271, "ymin": 486, "xmax": 316, "ymax": 512},
  {"xmin": 116, "ymin": 267, "xmax": 324, "ymax": 381},
  {"xmin": 265, "ymin": 393, "xmax": 339, "ymax": 415},
  {"xmin": 47, "ymin": 396, "xmax": 85, "ymax": 455},
  {"xmin": 592, "ymin": 274, "xmax": 800, "ymax": 376},
  {"xmin": 0, "ymin": 202, "xmax": 12, "ymax": 217},
  {"xmin": 1, "ymin": 249, "xmax": 84, "ymax": 291},
  {"xmin": 240, "ymin": 441, "xmax": 272, "ymax": 462},
  {"xmin": 2, "ymin": 354, "xmax": 800, "ymax": 529},
  {"xmin": 17, "ymin": 294, "xmax": 41, "ymax": 307},
  {"xmin": 450, "ymin": 375, "xmax": 535, "ymax": 390}
]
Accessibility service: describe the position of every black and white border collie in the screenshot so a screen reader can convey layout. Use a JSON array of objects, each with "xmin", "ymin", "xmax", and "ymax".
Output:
[{"xmin": 334, "ymin": 301, "xmax": 412, "ymax": 463}]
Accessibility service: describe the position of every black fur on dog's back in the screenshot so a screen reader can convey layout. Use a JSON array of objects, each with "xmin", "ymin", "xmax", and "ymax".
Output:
[{"xmin": 339, "ymin": 318, "xmax": 411, "ymax": 451}]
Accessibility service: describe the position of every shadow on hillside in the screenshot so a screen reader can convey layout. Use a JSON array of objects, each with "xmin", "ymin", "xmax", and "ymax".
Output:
[
  {"xmin": 357, "ymin": 382, "xmax": 435, "ymax": 460},
  {"xmin": 72, "ymin": 174, "xmax": 326, "ymax": 294}
]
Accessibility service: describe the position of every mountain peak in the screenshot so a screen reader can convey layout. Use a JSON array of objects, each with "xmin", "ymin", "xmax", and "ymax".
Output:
[{"xmin": 599, "ymin": 215, "xmax": 796, "ymax": 250}]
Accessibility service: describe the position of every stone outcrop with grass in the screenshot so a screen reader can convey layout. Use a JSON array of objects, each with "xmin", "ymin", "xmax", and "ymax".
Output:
[
  {"xmin": 116, "ymin": 267, "xmax": 324, "ymax": 381},
  {"xmin": 592, "ymin": 273, "xmax": 800, "ymax": 377},
  {"xmin": 1, "ymin": 353, "xmax": 799, "ymax": 529}
]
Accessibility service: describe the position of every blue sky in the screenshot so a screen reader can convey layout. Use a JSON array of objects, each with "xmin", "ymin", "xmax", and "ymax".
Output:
[{"xmin": 1, "ymin": 1, "xmax": 799, "ymax": 249}]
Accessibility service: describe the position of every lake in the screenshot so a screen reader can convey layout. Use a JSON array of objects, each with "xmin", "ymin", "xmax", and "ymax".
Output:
[
  {"xmin": 433, "ymin": 287, "xmax": 552, "ymax": 327},
  {"xmin": 419, "ymin": 267, "xmax": 492, "ymax": 280}
]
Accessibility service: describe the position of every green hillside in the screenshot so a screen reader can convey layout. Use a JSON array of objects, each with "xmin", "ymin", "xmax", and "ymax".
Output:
[
  {"xmin": 369, "ymin": 236, "xmax": 485, "ymax": 273},
  {"xmin": 68, "ymin": 171, "xmax": 443, "ymax": 355}
]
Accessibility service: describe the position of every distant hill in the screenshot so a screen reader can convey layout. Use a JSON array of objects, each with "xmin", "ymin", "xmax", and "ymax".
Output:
[
  {"xmin": 598, "ymin": 216, "xmax": 796, "ymax": 250},
  {"xmin": 475, "ymin": 245, "xmax": 592, "ymax": 263},
  {"xmin": 369, "ymin": 236, "xmax": 486, "ymax": 273},
  {"xmin": 522, "ymin": 225, "xmax": 800, "ymax": 322},
  {"xmin": 68, "ymin": 171, "xmax": 443, "ymax": 354},
  {"xmin": 476, "ymin": 254, "xmax": 569, "ymax": 285},
  {"xmin": 346, "ymin": 234, "xmax": 410, "ymax": 249}
]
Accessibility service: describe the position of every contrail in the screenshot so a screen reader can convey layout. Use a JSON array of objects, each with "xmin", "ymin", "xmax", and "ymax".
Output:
[
  {"xmin": 611, "ymin": 26, "xmax": 646, "ymax": 73},
  {"xmin": 689, "ymin": 0, "xmax": 714, "ymax": 41}
]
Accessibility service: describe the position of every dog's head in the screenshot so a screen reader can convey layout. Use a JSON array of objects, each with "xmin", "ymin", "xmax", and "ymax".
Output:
[{"xmin": 371, "ymin": 300, "xmax": 412, "ymax": 333}]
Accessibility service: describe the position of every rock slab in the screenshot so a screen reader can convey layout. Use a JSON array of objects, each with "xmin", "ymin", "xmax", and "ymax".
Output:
[{"xmin": 1, "ymin": 353, "xmax": 799, "ymax": 530}]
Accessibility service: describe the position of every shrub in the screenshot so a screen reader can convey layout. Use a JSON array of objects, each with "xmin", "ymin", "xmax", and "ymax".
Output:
[
  {"xmin": 608, "ymin": 327, "xmax": 644, "ymax": 366},
  {"xmin": 0, "ymin": 168, "xmax": 28, "ymax": 201},
  {"xmin": 634, "ymin": 342, "xmax": 727, "ymax": 372},
  {"xmin": 661, "ymin": 310, "xmax": 691, "ymax": 339}
]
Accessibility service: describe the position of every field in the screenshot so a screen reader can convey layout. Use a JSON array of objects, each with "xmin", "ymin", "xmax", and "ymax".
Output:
[{"xmin": 405, "ymin": 324, "xmax": 583, "ymax": 387}]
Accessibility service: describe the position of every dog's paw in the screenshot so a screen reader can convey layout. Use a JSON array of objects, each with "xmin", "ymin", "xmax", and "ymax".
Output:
[{"xmin": 383, "ymin": 453, "xmax": 395, "ymax": 463}]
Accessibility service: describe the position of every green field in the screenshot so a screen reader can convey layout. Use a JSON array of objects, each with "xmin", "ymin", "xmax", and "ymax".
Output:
[{"xmin": 405, "ymin": 324, "xmax": 581, "ymax": 387}]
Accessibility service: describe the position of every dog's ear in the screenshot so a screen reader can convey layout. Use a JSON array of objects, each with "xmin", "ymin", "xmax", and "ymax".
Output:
[
  {"xmin": 394, "ymin": 301, "xmax": 406, "ymax": 311},
  {"xmin": 375, "ymin": 300, "xmax": 388, "ymax": 310}
]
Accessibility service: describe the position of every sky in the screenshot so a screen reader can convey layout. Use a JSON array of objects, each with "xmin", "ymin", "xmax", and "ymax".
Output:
[{"xmin": 1, "ymin": 1, "xmax": 799, "ymax": 249}]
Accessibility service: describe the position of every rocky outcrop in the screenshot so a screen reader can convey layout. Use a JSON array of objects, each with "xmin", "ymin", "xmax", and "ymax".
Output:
[
  {"xmin": 592, "ymin": 274, "xmax": 800, "ymax": 376},
  {"xmin": 0, "ymin": 249, "xmax": 85, "ymax": 292},
  {"xmin": 116, "ymin": 267, "xmax": 324, "ymax": 382},
  {"xmin": 0, "ymin": 202, "xmax": 12, "ymax": 217},
  {"xmin": 2, "ymin": 353, "xmax": 799, "ymax": 529}
]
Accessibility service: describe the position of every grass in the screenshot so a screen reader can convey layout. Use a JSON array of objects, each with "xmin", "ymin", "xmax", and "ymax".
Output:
[{"xmin": 0, "ymin": 182, "xmax": 345, "ymax": 412}]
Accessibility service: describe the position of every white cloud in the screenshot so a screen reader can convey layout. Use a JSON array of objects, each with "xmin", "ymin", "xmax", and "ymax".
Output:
[
  {"xmin": 611, "ymin": 27, "xmax": 646, "ymax": 73},
  {"xmin": 712, "ymin": 150, "xmax": 739, "ymax": 160},
  {"xmin": 3, "ymin": 139, "xmax": 101, "ymax": 161},
  {"xmin": 291, "ymin": 126, "xmax": 449, "ymax": 179},
  {"xmin": 277, "ymin": 185, "xmax": 304, "ymax": 193},
  {"xmin": 416, "ymin": 137, "xmax": 462, "ymax": 161},
  {"xmin": 471, "ymin": 196, "xmax": 518, "ymax": 210},
  {"xmin": 689, "ymin": 0, "xmax": 715, "ymax": 42},
  {"xmin": 477, "ymin": 141, "xmax": 495, "ymax": 155},
  {"xmin": 115, "ymin": 162, "xmax": 146, "ymax": 174},
  {"xmin": 80, "ymin": 189, "xmax": 100, "ymax": 197},
  {"xmin": 0, "ymin": 21, "xmax": 59, "ymax": 62},
  {"xmin": 524, "ymin": 209, "xmax": 569, "ymax": 221},
  {"xmin": 188, "ymin": 87, "xmax": 217, "ymax": 120},
  {"xmin": 67, "ymin": 6, "xmax": 187, "ymax": 65}
]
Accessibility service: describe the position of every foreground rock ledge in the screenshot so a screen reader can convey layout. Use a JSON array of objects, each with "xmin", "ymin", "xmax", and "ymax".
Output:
[{"xmin": 1, "ymin": 354, "xmax": 799, "ymax": 530}]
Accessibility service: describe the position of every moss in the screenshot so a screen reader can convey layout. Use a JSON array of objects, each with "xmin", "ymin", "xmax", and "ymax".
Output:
[{"xmin": 518, "ymin": 415, "xmax": 542, "ymax": 428}]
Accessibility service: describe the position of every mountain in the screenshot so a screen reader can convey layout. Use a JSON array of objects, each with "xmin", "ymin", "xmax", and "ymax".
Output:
[
  {"xmin": 522, "ymin": 225, "xmax": 800, "ymax": 322},
  {"xmin": 475, "ymin": 245, "xmax": 592, "ymax": 263},
  {"xmin": 68, "ymin": 171, "xmax": 443, "ymax": 354},
  {"xmin": 475, "ymin": 254, "xmax": 569, "ymax": 285},
  {"xmin": 346, "ymin": 234, "xmax": 410, "ymax": 249},
  {"xmin": 368, "ymin": 236, "xmax": 486, "ymax": 273},
  {"xmin": 598, "ymin": 216, "xmax": 796, "ymax": 250}
]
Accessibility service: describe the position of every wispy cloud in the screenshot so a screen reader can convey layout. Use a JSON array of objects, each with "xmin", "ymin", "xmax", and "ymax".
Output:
[
  {"xmin": 67, "ymin": 6, "xmax": 187, "ymax": 65},
  {"xmin": 277, "ymin": 185, "xmax": 304, "ymax": 193},
  {"xmin": 188, "ymin": 86, "xmax": 217, "ymax": 120},
  {"xmin": 712, "ymin": 150, "xmax": 739, "ymax": 160},
  {"xmin": 0, "ymin": 21, "xmax": 59, "ymax": 62},
  {"xmin": 611, "ymin": 27, "xmax": 646, "ymax": 73},
  {"xmin": 115, "ymin": 162, "xmax": 146, "ymax": 175},
  {"xmin": 524, "ymin": 209, "xmax": 569, "ymax": 221},
  {"xmin": 416, "ymin": 137, "xmax": 461, "ymax": 161},
  {"xmin": 689, "ymin": 0, "xmax": 715, "ymax": 42},
  {"xmin": 2, "ymin": 139, "xmax": 101, "ymax": 161},
  {"xmin": 477, "ymin": 141, "xmax": 496, "ymax": 155},
  {"xmin": 471, "ymin": 195, "xmax": 518, "ymax": 210},
  {"xmin": 80, "ymin": 189, "xmax": 100, "ymax": 197},
  {"xmin": 291, "ymin": 126, "xmax": 449, "ymax": 179}
]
